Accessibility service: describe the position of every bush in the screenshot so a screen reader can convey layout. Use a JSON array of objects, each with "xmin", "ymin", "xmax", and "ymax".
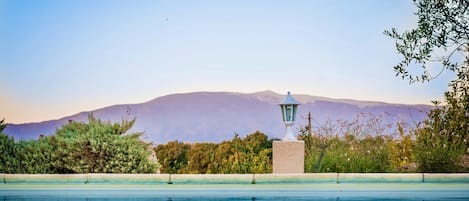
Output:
[
  {"xmin": 154, "ymin": 131, "xmax": 273, "ymax": 174},
  {"xmin": 303, "ymin": 134, "xmax": 390, "ymax": 173},
  {"xmin": 301, "ymin": 114, "xmax": 414, "ymax": 173},
  {"xmin": 55, "ymin": 115, "xmax": 158, "ymax": 173},
  {"xmin": 0, "ymin": 132, "xmax": 18, "ymax": 173},
  {"xmin": 0, "ymin": 115, "xmax": 158, "ymax": 173},
  {"xmin": 413, "ymin": 88, "xmax": 469, "ymax": 173},
  {"xmin": 386, "ymin": 123, "xmax": 416, "ymax": 172},
  {"xmin": 154, "ymin": 141, "xmax": 191, "ymax": 174},
  {"xmin": 187, "ymin": 143, "xmax": 217, "ymax": 174}
]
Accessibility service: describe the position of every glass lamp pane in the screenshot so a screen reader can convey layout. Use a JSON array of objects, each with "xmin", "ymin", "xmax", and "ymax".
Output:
[
  {"xmin": 280, "ymin": 105, "xmax": 286, "ymax": 121},
  {"xmin": 292, "ymin": 105, "xmax": 297, "ymax": 121},
  {"xmin": 286, "ymin": 105, "xmax": 292, "ymax": 121}
]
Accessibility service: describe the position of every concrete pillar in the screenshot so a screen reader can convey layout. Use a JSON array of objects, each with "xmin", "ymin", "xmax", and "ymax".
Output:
[{"xmin": 273, "ymin": 141, "xmax": 304, "ymax": 173}]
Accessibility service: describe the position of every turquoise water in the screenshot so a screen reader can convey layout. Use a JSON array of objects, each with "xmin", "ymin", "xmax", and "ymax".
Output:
[{"xmin": 2, "ymin": 183, "xmax": 469, "ymax": 200}]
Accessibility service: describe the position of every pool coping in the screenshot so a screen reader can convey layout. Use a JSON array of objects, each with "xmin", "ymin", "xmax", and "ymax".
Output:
[{"xmin": 1, "ymin": 173, "xmax": 469, "ymax": 184}]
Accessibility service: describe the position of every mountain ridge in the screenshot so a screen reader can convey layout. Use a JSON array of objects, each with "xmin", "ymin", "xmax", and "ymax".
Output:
[{"xmin": 4, "ymin": 90, "xmax": 432, "ymax": 143}]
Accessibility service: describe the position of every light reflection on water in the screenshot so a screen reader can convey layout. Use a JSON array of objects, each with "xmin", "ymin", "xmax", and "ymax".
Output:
[
  {"xmin": 2, "ymin": 183, "xmax": 469, "ymax": 201},
  {"xmin": 1, "ymin": 196, "xmax": 465, "ymax": 201},
  {"xmin": 3, "ymin": 191, "xmax": 468, "ymax": 201}
]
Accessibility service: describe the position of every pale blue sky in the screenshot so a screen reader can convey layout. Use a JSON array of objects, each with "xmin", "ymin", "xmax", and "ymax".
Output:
[{"xmin": 0, "ymin": 0, "xmax": 454, "ymax": 123}]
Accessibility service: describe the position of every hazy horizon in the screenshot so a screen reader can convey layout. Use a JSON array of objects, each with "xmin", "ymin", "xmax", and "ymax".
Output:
[
  {"xmin": 1, "ymin": 1, "xmax": 455, "ymax": 123},
  {"xmin": 5, "ymin": 89, "xmax": 433, "ymax": 125}
]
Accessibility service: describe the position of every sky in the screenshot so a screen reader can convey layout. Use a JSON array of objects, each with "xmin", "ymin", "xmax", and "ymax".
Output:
[{"xmin": 0, "ymin": 0, "xmax": 456, "ymax": 123}]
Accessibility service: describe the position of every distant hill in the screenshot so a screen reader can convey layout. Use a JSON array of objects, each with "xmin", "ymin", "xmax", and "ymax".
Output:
[{"xmin": 4, "ymin": 90, "xmax": 431, "ymax": 144}]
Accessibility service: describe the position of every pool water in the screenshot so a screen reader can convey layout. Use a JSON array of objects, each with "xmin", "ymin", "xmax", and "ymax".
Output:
[{"xmin": 2, "ymin": 183, "xmax": 469, "ymax": 201}]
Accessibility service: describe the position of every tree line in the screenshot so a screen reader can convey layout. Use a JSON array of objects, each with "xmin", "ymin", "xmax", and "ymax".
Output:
[{"xmin": 1, "ymin": 111, "xmax": 468, "ymax": 173}]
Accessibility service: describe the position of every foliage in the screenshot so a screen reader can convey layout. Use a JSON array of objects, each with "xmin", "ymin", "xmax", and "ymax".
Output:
[
  {"xmin": 154, "ymin": 131, "xmax": 273, "ymax": 174},
  {"xmin": 0, "ymin": 116, "xmax": 158, "ymax": 173},
  {"xmin": 0, "ymin": 118, "xmax": 6, "ymax": 132},
  {"xmin": 301, "ymin": 133, "xmax": 391, "ymax": 173},
  {"xmin": 0, "ymin": 132, "xmax": 18, "ymax": 173},
  {"xmin": 387, "ymin": 123, "xmax": 416, "ymax": 172},
  {"xmin": 186, "ymin": 143, "xmax": 217, "ymax": 174},
  {"xmin": 384, "ymin": 0, "xmax": 468, "ymax": 89},
  {"xmin": 300, "ymin": 114, "xmax": 416, "ymax": 173},
  {"xmin": 384, "ymin": 0, "xmax": 469, "ymax": 173},
  {"xmin": 154, "ymin": 141, "xmax": 191, "ymax": 174},
  {"xmin": 414, "ymin": 94, "xmax": 468, "ymax": 172},
  {"xmin": 13, "ymin": 136, "xmax": 65, "ymax": 173},
  {"xmin": 50, "ymin": 116, "xmax": 157, "ymax": 173},
  {"xmin": 301, "ymin": 109, "xmax": 469, "ymax": 173},
  {"xmin": 208, "ymin": 132, "xmax": 272, "ymax": 174},
  {"xmin": 0, "ymin": 119, "xmax": 22, "ymax": 173}
]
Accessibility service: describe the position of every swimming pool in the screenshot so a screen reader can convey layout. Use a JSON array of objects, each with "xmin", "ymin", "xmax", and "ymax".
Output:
[
  {"xmin": 1, "ymin": 174, "xmax": 469, "ymax": 200},
  {"xmin": 2, "ymin": 183, "xmax": 469, "ymax": 200}
]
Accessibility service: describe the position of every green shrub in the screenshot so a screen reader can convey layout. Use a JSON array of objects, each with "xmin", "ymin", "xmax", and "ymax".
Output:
[
  {"xmin": 155, "ymin": 131, "xmax": 273, "ymax": 174},
  {"xmin": 0, "ymin": 132, "xmax": 18, "ymax": 173},
  {"xmin": 301, "ymin": 115, "xmax": 410, "ymax": 173},
  {"xmin": 154, "ymin": 141, "xmax": 190, "ymax": 174},
  {"xmin": 0, "ymin": 115, "xmax": 158, "ymax": 173},
  {"xmin": 414, "ymin": 89, "xmax": 468, "ymax": 173}
]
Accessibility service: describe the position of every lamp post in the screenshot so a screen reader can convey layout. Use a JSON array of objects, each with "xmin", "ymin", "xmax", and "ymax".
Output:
[{"xmin": 279, "ymin": 91, "xmax": 300, "ymax": 141}]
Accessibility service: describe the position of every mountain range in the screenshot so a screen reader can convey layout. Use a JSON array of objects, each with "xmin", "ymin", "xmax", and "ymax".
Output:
[{"xmin": 4, "ymin": 90, "xmax": 432, "ymax": 144}]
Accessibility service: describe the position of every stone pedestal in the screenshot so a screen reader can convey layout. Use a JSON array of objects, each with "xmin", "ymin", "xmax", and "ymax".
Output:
[{"xmin": 273, "ymin": 141, "xmax": 304, "ymax": 173}]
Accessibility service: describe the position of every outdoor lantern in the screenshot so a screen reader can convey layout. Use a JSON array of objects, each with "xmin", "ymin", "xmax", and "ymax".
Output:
[{"xmin": 279, "ymin": 91, "xmax": 300, "ymax": 141}]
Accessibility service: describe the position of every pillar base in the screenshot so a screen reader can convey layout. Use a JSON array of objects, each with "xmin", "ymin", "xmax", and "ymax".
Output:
[{"xmin": 273, "ymin": 140, "xmax": 304, "ymax": 173}]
